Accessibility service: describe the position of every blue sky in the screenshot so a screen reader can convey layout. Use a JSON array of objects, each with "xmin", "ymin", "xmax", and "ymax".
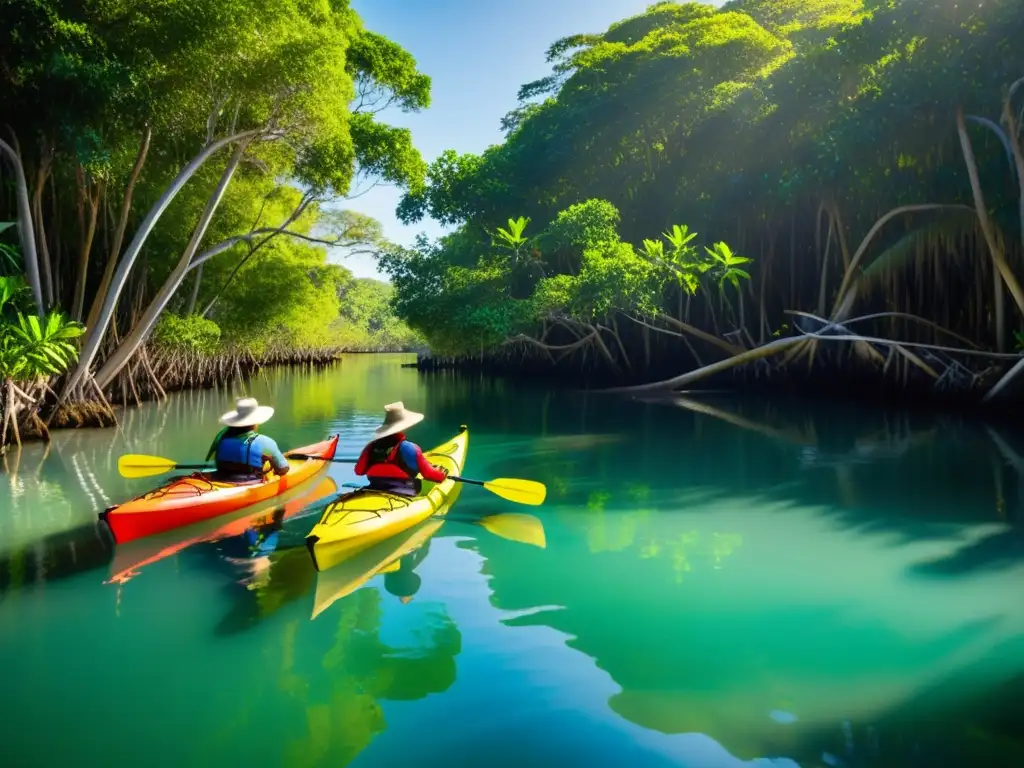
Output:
[{"xmin": 339, "ymin": 0, "xmax": 672, "ymax": 279}]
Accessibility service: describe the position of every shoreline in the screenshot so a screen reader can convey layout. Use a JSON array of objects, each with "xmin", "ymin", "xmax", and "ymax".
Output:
[
  {"xmin": 409, "ymin": 352, "xmax": 1024, "ymax": 425},
  {"xmin": 2, "ymin": 347, "xmax": 417, "ymax": 451}
]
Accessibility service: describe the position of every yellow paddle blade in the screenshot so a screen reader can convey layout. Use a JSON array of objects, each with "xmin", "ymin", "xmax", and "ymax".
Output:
[
  {"xmin": 117, "ymin": 454, "xmax": 181, "ymax": 479},
  {"xmin": 477, "ymin": 513, "xmax": 547, "ymax": 549},
  {"xmin": 481, "ymin": 478, "xmax": 547, "ymax": 506}
]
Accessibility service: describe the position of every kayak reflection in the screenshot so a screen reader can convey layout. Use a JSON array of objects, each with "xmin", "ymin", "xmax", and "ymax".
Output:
[
  {"xmin": 105, "ymin": 476, "xmax": 337, "ymax": 586},
  {"xmin": 312, "ymin": 516, "xmax": 446, "ymax": 619}
]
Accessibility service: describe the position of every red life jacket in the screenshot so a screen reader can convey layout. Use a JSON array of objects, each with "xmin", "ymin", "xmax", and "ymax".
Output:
[{"xmin": 363, "ymin": 438, "xmax": 416, "ymax": 479}]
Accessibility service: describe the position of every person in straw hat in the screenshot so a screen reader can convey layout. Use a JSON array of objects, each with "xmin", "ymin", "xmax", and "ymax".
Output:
[
  {"xmin": 354, "ymin": 402, "xmax": 448, "ymax": 496},
  {"xmin": 206, "ymin": 397, "xmax": 290, "ymax": 481}
]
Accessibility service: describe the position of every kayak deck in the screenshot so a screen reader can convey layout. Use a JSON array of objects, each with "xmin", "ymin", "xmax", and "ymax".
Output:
[
  {"xmin": 102, "ymin": 435, "xmax": 339, "ymax": 545},
  {"xmin": 306, "ymin": 426, "xmax": 468, "ymax": 571}
]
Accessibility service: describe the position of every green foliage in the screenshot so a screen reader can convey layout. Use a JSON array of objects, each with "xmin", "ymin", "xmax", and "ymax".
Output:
[
  {"xmin": 151, "ymin": 314, "xmax": 222, "ymax": 355},
  {"xmin": 335, "ymin": 278, "xmax": 424, "ymax": 350},
  {"xmin": 382, "ymin": 196, "xmax": 752, "ymax": 354},
  {"xmin": 347, "ymin": 30, "xmax": 432, "ymax": 112},
  {"xmin": 705, "ymin": 242, "xmax": 752, "ymax": 290},
  {"xmin": 0, "ymin": 224, "xmax": 20, "ymax": 276},
  {"xmin": 494, "ymin": 217, "xmax": 531, "ymax": 251},
  {"xmin": 0, "ymin": 278, "xmax": 84, "ymax": 381},
  {"xmin": 385, "ymin": 0, "xmax": 1024, "ymax": 365},
  {"xmin": 0, "ymin": 0, "xmax": 431, "ymax": 368},
  {"xmin": 541, "ymin": 200, "xmax": 620, "ymax": 250}
]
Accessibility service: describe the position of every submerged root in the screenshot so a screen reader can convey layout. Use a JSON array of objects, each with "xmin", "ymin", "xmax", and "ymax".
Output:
[{"xmin": 48, "ymin": 400, "xmax": 119, "ymax": 429}]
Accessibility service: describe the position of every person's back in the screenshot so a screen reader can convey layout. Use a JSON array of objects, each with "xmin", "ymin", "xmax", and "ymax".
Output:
[
  {"xmin": 209, "ymin": 398, "xmax": 289, "ymax": 481},
  {"xmin": 355, "ymin": 402, "xmax": 447, "ymax": 496}
]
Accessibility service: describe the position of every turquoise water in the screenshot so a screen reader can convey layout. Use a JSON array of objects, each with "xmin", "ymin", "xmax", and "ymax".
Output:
[{"xmin": 1, "ymin": 354, "xmax": 1023, "ymax": 767}]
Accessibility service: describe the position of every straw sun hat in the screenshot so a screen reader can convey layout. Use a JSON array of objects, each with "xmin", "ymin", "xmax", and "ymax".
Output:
[
  {"xmin": 219, "ymin": 397, "xmax": 275, "ymax": 428},
  {"xmin": 373, "ymin": 402, "xmax": 424, "ymax": 440}
]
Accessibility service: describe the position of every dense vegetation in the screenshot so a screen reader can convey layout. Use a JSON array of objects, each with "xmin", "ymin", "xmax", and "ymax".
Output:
[
  {"xmin": 385, "ymin": 0, "xmax": 1024, "ymax": 404},
  {"xmin": 0, "ymin": 0, "xmax": 423, "ymax": 441}
]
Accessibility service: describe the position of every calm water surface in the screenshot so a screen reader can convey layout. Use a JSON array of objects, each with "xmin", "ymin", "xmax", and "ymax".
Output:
[{"xmin": 1, "ymin": 354, "xmax": 1023, "ymax": 767}]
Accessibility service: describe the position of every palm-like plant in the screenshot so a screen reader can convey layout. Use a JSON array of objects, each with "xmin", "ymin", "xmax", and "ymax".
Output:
[{"xmin": 1, "ymin": 276, "xmax": 86, "ymax": 448}]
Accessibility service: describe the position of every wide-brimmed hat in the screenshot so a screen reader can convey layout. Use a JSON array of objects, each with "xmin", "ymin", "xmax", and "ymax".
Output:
[
  {"xmin": 219, "ymin": 397, "xmax": 275, "ymax": 427},
  {"xmin": 373, "ymin": 401, "xmax": 423, "ymax": 440}
]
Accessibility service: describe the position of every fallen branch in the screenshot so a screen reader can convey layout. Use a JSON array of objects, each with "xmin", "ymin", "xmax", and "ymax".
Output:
[{"xmin": 603, "ymin": 336, "xmax": 805, "ymax": 395}]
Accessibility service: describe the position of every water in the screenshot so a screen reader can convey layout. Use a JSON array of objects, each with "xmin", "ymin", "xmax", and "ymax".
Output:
[{"xmin": 2, "ymin": 354, "xmax": 1023, "ymax": 767}]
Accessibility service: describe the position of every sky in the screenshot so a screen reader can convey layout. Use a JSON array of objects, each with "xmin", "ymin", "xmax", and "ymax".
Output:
[{"xmin": 339, "ymin": 0, "xmax": 667, "ymax": 280}]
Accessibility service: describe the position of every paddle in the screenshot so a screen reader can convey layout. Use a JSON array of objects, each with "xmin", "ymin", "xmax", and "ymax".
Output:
[
  {"xmin": 284, "ymin": 453, "xmax": 359, "ymax": 463},
  {"xmin": 118, "ymin": 454, "xmax": 216, "ymax": 478},
  {"xmin": 339, "ymin": 473, "xmax": 546, "ymax": 506},
  {"xmin": 120, "ymin": 453, "xmax": 547, "ymax": 506},
  {"xmin": 117, "ymin": 452, "xmax": 360, "ymax": 479}
]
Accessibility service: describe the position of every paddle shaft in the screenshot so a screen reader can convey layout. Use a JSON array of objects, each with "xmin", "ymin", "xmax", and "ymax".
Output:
[
  {"xmin": 293, "ymin": 458, "xmax": 485, "ymax": 486},
  {"xmin": 294, "ymin": 456, "xmax": 544, "ymax": 505},
  {"xmin": 288, "ymin": 454, "xmax": 358, "ymax": 463},
  {"xmin": 449, "ymin": 475, "xmax": 484, "ymax": 487}
]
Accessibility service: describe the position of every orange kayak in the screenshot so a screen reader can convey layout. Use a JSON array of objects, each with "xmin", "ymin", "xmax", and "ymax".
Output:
[
  {"xmin": 101, "ymin": 435, "xmax": 339, "ymax": 544},
  {"xmin": 105, "ymin": 476, "xmax": 339, "ymax": 585}
]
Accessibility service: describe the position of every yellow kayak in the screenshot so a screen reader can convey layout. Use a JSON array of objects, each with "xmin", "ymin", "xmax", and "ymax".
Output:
[
  {"xmin": 305, "ymin": 426, "xmax": 469, "ymax": 571},
  {"xmin": 311, "ymin": 512, "xmax": 449, "ymax": 619}
]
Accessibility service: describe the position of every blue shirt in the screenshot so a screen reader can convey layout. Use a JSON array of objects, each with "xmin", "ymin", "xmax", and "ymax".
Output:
[{"xmin": 215, "ymin": 432, "xmax": 288, "ymax": 473}]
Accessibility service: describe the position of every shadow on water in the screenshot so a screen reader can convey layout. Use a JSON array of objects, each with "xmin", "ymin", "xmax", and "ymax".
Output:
[{"xmin": 0, "ymin": 521, "xmax": 114, "ymax": 598}]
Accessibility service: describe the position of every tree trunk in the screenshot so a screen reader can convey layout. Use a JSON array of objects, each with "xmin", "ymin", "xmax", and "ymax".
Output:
[
  {"xmin": 64, "ymin": 128, "xmax": 261, "ymax": 397},
  {"xmin": 32, "ymin": 144, "xmax": 55, "ymax": 308},
  {"xmin": 0, "ymin": 136, "xmax": 44, "ymax": 314},
  {"xmin": 72, "ymin": 175, "xmax": 103, "ymax": 322},
  {"xmin": 86, "ymin": 126, "xmax": 152, "ymax": 333},
  {"xmin": 957, "ymin": 105, "xmax": 1024, "ymax": 351},
  {"xmin": 1001, "ymin": 79, "xmax": 1024, "ymax": 268},
  {"xmin": 185, "ymin": 263, "xmax": 203, "ymax": 315},
  {"xmin": 831, "ymin": 203, "xmax": 975, "ymax": 322},
  {"xmin": 94, "ymin": 139, "xmax": 252, "ymax": 389}
]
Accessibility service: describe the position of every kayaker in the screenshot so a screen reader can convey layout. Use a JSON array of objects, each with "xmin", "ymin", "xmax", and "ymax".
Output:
[
  {"xmin": 207, "ymin": 397, "xmax": 290, "ymax": 481},
  {"xmin": 354, "ymin": 402, "xmax": 448, "ymax": 496}
]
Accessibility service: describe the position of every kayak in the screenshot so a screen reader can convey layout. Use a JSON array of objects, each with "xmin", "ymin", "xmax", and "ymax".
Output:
[
  {"xmin": 101, "ymin": 435, "xmax": 339, "ymax": 545},
  {"xmin": 105, "ymin": 476, "xmax": 339, "ymax": 585},
  {"xmin": 311, "ymin": 516, "xmax": 447, "ymax": 619},
  {"xmin": 306, "ymin": 426, "xmax": 468, "ymax": 571}
]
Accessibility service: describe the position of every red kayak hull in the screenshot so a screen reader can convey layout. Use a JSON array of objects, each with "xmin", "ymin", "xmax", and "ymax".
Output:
[{"xmin": 101, "ymin": 436, "xmax": 339, "ymax": 545}]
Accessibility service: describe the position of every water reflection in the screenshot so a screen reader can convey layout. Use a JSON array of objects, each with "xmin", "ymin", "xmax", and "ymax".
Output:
[
  {"xmin": 5, "ymin": 357, "xmax": 1024, "ymax": 766},
  {"xmin": 206, "ymin": 520, "xmax": 462, "ymax": 766},
  {"xmin": 312, "ymin": 516, "xmax": 446, "ymax": 619},
  {"xmin": 106, "ymin": 477, "xmax": 338, "ymax": 586},
  {"xmin": 463, "ymin": 393, "xmax": 1024, "ymax": 765}
]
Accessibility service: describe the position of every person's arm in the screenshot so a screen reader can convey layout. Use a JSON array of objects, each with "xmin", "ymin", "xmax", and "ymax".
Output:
[
  {"xmin": 256, "ymin": 435, "xmax": 290, "ymax": 476},
  {"xmin": 353, "ymin": 444, "xmax": 372, "ymax": 476},
  {"xmin": 401, "ymin": 441, "xmax": 448, "ymax": 482}
]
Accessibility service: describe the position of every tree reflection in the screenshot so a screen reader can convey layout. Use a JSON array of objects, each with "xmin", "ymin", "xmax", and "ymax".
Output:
[{"xmin": 467, "ymin": 436, "xmax": 1024, "ymax": 766}]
